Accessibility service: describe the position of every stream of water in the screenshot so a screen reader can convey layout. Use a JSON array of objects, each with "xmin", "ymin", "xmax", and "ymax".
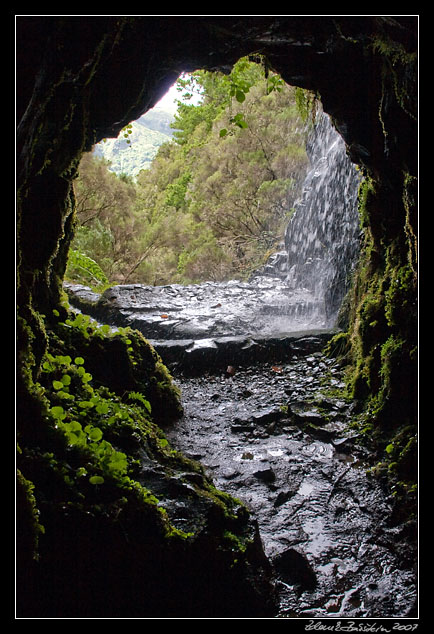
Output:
[{"xmin": 252, "ymin": 107, "xmax": 362, "ymax": 326}]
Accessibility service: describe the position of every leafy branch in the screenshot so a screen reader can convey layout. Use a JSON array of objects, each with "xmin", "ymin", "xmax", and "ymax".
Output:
[
  {"xmin": 66, "ymin": 249, "xmax": 109, "ymax": 286},
  {"xmin": 103, "ymin": 122, "xmax": 133, "ymax": 146},
  {"xmin": 219, "ymin": 60, "xmax": 285, "ymax": 138}
]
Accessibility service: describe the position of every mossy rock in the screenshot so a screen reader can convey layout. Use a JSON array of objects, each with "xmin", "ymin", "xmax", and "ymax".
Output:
[
  {"xmin": 48, "ymin": 310, "xmax": 183, "ymax": 423},
  {"xmin": 16, "ymin": 314, "xmax": 276, "ymax": 617}
]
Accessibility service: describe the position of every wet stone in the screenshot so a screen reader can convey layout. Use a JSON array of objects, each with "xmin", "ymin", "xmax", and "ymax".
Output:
[
  {"xmin": 250, "ymin": 407, "xmax": 283, "ymax": 426},
  {"xmin": 231, "ymin": 421, "xmax": 254, "ymax": 433},
  {"xmin": 165, "ymin": 354, "xmax": 417, "ymax": 618},
  {"xmin": 273, "ymin": 548, "xmax": 318, "ymax": 592},
  {"xmin": 273, "ymin": 490, "xmax": 296, "ymax": 507},
  {"xmin": 253, "ymin": 467, "xmax": 276, "ymax": 484},
  {"xmin": 65, "ymin": 278, "xmax": 334, "ymax": 342}
]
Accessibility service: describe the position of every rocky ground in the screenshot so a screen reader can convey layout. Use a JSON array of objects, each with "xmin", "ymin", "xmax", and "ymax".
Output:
[
  {"xmin": 65, "ymin": 281, "xmax": 418, "ymax": 618},
  {"xmin": 166, "ymin": 352, "xmax": 418, "ymax": 619}
]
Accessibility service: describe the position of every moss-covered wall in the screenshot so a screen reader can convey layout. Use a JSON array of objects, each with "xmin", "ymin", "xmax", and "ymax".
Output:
[
  {"xmin": 16, "ymin": 16, "xmax": 417, "ymax": 616},
  {"xmin": 318, "ymin": 22, "xmax": 417, "ymax": 498}
]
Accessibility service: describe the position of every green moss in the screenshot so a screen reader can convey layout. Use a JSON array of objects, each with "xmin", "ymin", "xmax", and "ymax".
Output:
[
  {"xmin": 365, "ymin": 334, "xmax": 404, "ymax": 418},
  {"xmin": 322, "ymin": 164, "xmax": 417, "ymax": 521},
  {"xmin": 17, "ymin": 307, "xmax": 185, "ymax": 556},
  {"xmin": 201, "ymin": 481, "xmax": 248, "ymax": 522},
  {"xmin": 222, "ymin": 530, "xmax": 250, "ymax": 556},
  {"xmin": 403, "ymin": 172, "xmax": 417, "ymax": 273},
  {"xmin": 47, "ymin": 310, "xmax": 183, "ymax": 422},
  {"xmin": 16, "ymin": 470, "xmax": 46, "ymax": 562},
  {"xmin": 336, "ymin": 167, "xmax": 417, "ymax": 403},
  {"xmin": 17, "ymin": 298, "xmax": 270, "ymax": 614},
  {"xmin": 384, "ymin": 263, "xmax": 413, "ymax": 327},
  {"xmin": 323, "ymin": 331, "xmax": 350, "ymax": 360},
  {"xmin": 371, "ymin": 34, "xmax": 417, "ymax": 122},
  {"xmin": 358, "ymin": 173, "xmax": 376, "ymax": 231},
  {"xmin": 368, "ymin": 421, "xmax": 417, "ymax": 513}
]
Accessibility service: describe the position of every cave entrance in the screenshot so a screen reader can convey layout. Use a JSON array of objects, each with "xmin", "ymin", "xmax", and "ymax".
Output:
[
  {"xmin": 16, "ymin": 17, "xmax": 418, "ymax": 620},
  {"xmin": 65, "ymin": 58, "xmax": 362, "ymax": 338}
]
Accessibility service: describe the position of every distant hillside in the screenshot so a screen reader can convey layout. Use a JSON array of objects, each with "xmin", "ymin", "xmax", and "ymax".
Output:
[
  {"xmin": 136, "ymin": 108, "xmax": 175, "ymax": 136},
  {"xmin": 93, "ymin": 107, "xmax": 175, "ymax": 178}
]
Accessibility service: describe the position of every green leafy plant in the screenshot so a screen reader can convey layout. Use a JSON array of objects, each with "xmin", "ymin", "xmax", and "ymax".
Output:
[
  {"xmin": 43, "ymin": 354, "xmax": 131, "ymax": 485},
  {"xmin": 127, "ymin": 391, "xmax": 152, "ymax": 413},
  {"xmin": 266, "ymin": 74, "xmax": 284, "ymax": 95},
  {"xmin": 122, "ymin": 123, "xmax": 133, "ymax": 145},
  {"xmin": 66, "ymin": 248, "xmax": 109, "ymax": 286}
]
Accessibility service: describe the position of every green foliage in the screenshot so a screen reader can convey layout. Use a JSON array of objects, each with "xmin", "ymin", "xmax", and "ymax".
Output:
[
  {"xmin": 294, "ymin": 87, "xmax": 319, "ymax": 124},
  {"xmin": 16, "ymin": 470, "xmax": 45, "ymax": 560},
  {"xmin": 34, "ymin": 307, "xmax": 182, "ymax": 491},
  {"xmin": 102, "ymin": 123, "xmax": 134, "ymax": 146},
  {"xmin": 67, "ymin": 152, "xmax": 142, "ymax": 286},
  {"xmin": 164, "ymin": 171, "xmax": 191, "ymax": 209},
  {"xmin": 61, "ymin": 311, "xmax": 100, "ymax": 340},
  {"xmin": 68, "ymin": 57, "xmax": 308, "ymax": 286},
  {"xmin": 122, "ymin": 123, "xmax": 133, "ymax": 144},
  {"xmin": 17, "ymin": 308, "xmax": 200, "ymax": 576},
  {"xmin": 127, "ymin": 391, "xmax": 152, "ymax": 413},
  {"xmin": 42, "ymin": 353, "xmax": 131, "ymax": 485},
  {"xmin": 66, "ymin": 248, "xmax": 109, "ymax": 287}
]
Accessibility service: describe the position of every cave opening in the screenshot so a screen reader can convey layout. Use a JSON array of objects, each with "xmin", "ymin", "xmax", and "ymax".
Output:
[{"xmin": 66, "ymin": 56, "xmax": 361, "ymax": 338}]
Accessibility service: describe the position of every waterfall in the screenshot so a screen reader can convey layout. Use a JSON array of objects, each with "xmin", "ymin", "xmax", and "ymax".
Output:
[{"xmin": 255, "ymin": 107, "xmax": 362, "ymax": 328}]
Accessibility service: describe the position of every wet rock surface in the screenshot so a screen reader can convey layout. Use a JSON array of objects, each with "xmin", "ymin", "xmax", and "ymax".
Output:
[
  {"xmin": 165, "ymin": 353, "xmax": 417, "ymax": 618},
  {"xmin": 65, "ymin": 277, "xmax": 331, "ymax": 342},
  {"xmin": 64, "ymin": 280, "xmax": 338, "ymax": 375},
  {"xmin": 65, "ymin": 281, "xmax": 417, "ymax": 618}
]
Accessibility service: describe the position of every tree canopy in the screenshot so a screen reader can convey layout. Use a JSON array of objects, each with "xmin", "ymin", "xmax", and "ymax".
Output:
[{"xmin": 66, "ymin": 58, "xmax": 309, "ymax": 288}]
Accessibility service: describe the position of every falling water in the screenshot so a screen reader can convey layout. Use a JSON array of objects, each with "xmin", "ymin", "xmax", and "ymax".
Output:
[{"xmin": 260, "ymin": 107, "xmax": 362, "ymax": 327}]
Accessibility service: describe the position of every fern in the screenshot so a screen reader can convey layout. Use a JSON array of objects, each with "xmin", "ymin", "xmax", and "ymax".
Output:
[
  {"xmin": 127, "ymin": 391, "xmax": 152, "ymax": 413},
  {"xmin": 67, "ymin": 248, "xmax": 109, "ymax": 285}
]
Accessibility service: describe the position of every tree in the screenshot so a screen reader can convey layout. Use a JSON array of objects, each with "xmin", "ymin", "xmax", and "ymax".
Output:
[
  {"xmin": 171, "ymin": 73, "xmax": 308, "ymax": 277},
  {"xmin": 68, "ymin": 154, "xmax": 149, "ymax": 284}
]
